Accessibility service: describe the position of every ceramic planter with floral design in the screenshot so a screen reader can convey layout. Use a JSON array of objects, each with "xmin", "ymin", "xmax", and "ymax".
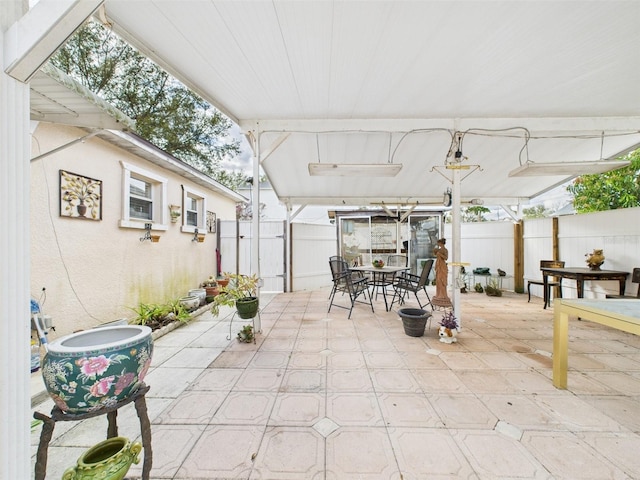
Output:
[{"xmin": 41, "ymin": 325, "xmax": 153, "ymax": 414}]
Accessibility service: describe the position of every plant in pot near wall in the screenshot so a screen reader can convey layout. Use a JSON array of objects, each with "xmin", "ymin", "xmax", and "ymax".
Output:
[
  {"xmin": 201, "ymin": 276, "xmax": 219, "ymax": 302},
  {"xmin": 210, "ymin": 273, "xmax": 260, "ymax": 319}
]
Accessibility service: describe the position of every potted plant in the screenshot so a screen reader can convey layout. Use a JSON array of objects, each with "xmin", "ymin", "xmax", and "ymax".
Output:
[
  {"xmin": 398, "ymin": 307, "xmax": 432, "ymax": 337},
  {"xmin": 237, "ymin": 325, "xmax": 255, "ymax": 343},
  {"xmin": 201, "ymin": 276, "xmax": 219, "ymax": 302},
  {"xmin": 210, "ymin": 273, "xmax": 260, "ymax": 319},
  {"xmin": 485, "ymin": 279, "xmax": 502, "ymax": 297},
  {"xmin": 438, "ymin": 311, "xmax": 459, "ymax": 344},
  {"xmin": 169, "ymin": 205, "xmax": 181, "ymax": 223}
]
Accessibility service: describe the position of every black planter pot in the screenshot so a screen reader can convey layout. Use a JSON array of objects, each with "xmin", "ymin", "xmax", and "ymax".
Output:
[
  {"xmin": 398, "ymin": 308, "xmax": 432, "ymax": 337},
  {"xmin": 236, "ymin": 296, "xmax": 259, "ymax": 319}
]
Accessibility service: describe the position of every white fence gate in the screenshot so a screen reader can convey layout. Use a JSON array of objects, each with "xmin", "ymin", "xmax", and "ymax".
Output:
[{"xmin": 219, "ymin": 220, "xmax": 286, "ymax": 292}]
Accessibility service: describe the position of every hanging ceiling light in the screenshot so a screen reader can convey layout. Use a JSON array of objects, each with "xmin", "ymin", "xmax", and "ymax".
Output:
[
  {"xmin": 308, "ymin": 163, "xmax": 403, "ymax": 177},
  {"xmin": 508, "ymin": 160, "xmax": 630, "ymax": 177}
]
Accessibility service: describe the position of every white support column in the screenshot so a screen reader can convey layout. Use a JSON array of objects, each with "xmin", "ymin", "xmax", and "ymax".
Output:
[
  {"xmin": 251, "ymin": 134, "xmax": 261, "ymax": 332},
  {"xmin": 1, "ymin": 22, "xmax": 32, "ymax": 480},
  {"xmin": 451, "ymin": 167, "xmax": 462, "ymax": 327}
]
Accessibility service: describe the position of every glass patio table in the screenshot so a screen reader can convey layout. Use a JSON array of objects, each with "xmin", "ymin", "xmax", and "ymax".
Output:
[{"xmin": 350, "ymin": 265, "xmax": 408, "ymax": 311}]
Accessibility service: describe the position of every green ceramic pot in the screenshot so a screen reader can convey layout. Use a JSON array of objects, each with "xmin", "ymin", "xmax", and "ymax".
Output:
[
  {"xmin": 62, "ymin": 436, "xmax": 141, "ymax": 480},
  {"xmin": 236, "ymin": 296, "xmax": 259, "ymax": 319},
  {"xmin": 41, "ymin": 325, "xmax": 153, "ymax": 413}
]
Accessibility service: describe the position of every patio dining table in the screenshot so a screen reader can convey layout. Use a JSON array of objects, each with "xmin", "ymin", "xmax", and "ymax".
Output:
[
  {"xmin": 553, "ymin": 299, "xmax": 640, "ymax": 389},
  {"xmin": 350, "ymin": 265, "xmax": 408, "ymax": 312},
  {"xmin": 541, "ymin": 267, "xmax": 629, "ymax": 300}
]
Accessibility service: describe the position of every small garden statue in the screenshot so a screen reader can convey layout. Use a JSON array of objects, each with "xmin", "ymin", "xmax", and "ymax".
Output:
[
  {"xmin": 585, "ymin": 249, "xmax": 605, "ymax": 270},
  {"xmin": 438, "ymin": 311, "xmax": 459, "ymax": 344},
  {"xmin": 432, "ymin": 238, "xmax": 452, "ymax": 308}
]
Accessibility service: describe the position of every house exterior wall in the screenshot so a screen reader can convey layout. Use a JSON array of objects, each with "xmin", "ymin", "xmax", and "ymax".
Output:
[{"xmin": 30, "ymin": 122, "xmax": 237, "ymax": 336}]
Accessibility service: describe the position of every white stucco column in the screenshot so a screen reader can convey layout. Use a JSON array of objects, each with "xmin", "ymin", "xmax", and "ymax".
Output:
[{"xmin": 1, "ymin": 13, "xmax": 32, "ymax": 480}]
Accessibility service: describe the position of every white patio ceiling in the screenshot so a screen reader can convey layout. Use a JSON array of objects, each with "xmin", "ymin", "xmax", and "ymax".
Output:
[{"xmin": 101, "ymin": 0, "xmax": 640, "ymax": 207}]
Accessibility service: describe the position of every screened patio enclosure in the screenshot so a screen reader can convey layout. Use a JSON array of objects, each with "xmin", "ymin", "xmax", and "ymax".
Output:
[{"xmin": 335, "ymin": 210, "xmax": 443, "ymax": 278}]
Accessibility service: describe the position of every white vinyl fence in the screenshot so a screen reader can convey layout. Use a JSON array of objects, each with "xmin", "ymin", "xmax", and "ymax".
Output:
[{"xmin": 224, "ymin": 206, "xmax": 640, "ymax": 298}]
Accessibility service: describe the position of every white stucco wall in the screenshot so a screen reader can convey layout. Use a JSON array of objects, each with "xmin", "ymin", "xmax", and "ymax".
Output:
[{"xmin": 30, "ymin": 123, "xmax": 238, "ymax": 336}]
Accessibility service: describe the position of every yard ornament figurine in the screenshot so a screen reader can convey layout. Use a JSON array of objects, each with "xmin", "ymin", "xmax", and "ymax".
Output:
[
  {"xmin": 585, "ymin": 249, "xmax": 605, "ymax": 270},
  {"xmin": 438, "ymin": 311, "xmax": 459, "ymax": 344}
]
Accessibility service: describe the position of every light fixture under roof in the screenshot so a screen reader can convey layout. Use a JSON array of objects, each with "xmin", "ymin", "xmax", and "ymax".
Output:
[
  {"xmin": 508, "ymin": 160, "xmax": 630, "ymax": 177},
  {"xmin": 308, "ymin": 163, "xmax": 403, "ymax": 177}
]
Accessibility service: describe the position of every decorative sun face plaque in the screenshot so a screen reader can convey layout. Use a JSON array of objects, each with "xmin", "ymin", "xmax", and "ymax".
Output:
[
  {"xmin": 60, "ymin": 170, "xmax": 103, "ymax": 220},
  {"xmin": 207, "ymin": 211, "xmax": 216, "ymax": 233}
]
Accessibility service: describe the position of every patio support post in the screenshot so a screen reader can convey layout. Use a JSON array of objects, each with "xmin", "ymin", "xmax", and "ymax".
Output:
[
  {"xmin": 1, "ymin": 7, "xmax": 31, "ymax": 478},
  {"xmin": 252, "ymin": 132, "xmax": 261, "ymax": 332},
  {"xmin": 451, "ymin": 165, "xmax": 462, "ymax": 326}
]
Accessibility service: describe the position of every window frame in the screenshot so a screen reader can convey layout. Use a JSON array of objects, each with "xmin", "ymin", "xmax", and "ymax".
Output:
[
  {"xmin": 181, "ymin": 186, "xmax": 207, "ymax": 234},
  {"xmin": 119, "ymin": 161, "xmax": 168, "ymax": 230}
]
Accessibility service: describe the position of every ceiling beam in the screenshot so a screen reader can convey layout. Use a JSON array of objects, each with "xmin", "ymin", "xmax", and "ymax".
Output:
[
  {"xmin": 4, "ymin": 0, "xmax": 103, "ymax": 82},
  {"xmin": 241, "ymin": 117, "xmax": 640, "ymax": 135}
]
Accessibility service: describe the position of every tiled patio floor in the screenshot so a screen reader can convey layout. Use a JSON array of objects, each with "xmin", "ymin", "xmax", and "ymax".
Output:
[{"xmin": 31, "ymin": 288, "xmax": 640, "ymax": 479}]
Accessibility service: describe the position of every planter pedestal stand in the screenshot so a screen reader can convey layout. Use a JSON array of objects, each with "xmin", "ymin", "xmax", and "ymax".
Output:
[
  {"xmin": 227, "ymin": 309, "xmax": 261, "ymax": 344},
  {"xmin": 33, "ymin": 383, "xmax": 152, "ymax": 480}
]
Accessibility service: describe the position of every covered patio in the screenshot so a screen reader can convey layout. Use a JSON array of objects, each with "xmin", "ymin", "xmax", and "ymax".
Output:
[
  {"xmin": 3, "ymin": 1, "xmax": 640, "ymax": 477},
  {"xmin": 32, "ymin": 289, "xmax": 640, "ymax": 479}
]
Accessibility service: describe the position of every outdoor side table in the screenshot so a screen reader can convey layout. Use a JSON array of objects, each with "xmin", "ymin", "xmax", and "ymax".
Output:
[{"xmin": 33, "ymin": 383, "xmax": 152, "ymax": 480}]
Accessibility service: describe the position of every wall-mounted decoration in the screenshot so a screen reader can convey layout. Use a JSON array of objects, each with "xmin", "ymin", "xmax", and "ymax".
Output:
[
  {"xmin": 207, "ymin": 211, "xmax": 216, "ymax": 233},
  {"xmin": 60, "ymin": 170, "xmax": 102, "ymax": 220}
]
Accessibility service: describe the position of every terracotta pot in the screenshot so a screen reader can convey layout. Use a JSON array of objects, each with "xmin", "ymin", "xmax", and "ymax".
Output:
[
  {"xmin": 217, "ymin": 278, "xmax": 230, "ymax": 288},
  {"xmin": 41, "ymin": 325, "xmax": 153, "ymax": 413},
  {"xmin": 205, "ymin": 286, "xmax": 219, "ymax": 297}
]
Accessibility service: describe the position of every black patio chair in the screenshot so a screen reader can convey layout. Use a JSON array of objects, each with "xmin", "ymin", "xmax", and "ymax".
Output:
[
  {"xmin": 328, "ymin": 258, "xmax": 374, "ymax": 318},
  {"xmin": 527, "ymin": 260, "xmax": 564, "ymax": 308},
  {"xmin": 390, "ymin": 258, "xmax": 434, "ymax": 310}
]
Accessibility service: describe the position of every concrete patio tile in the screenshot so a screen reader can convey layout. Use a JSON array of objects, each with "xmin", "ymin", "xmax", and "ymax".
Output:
[
  {"xmin": 587, "ymin": 371, "xmax": 640, "ymax": 394},
  {"xmin": 451, "ymin": 429, "xmax": 552, "ymax": 479},
  {"xmin": 473, "ymin": 351, "xmax": 529, "ymax": 370},
  {"xmin": 591, "ymin": 393, "xmax": 640, "ymax": 431},
  {"xmin": 438, "ymin": 351, "xmax": 491, "ymax": 370},
  {"xmin": 369, "ymin": 368, "xmax": 422, "ymax": 393},
  {"xmin": 143, "ymin": 367, "xmax": 203, "ymax": 398},
  {"xmin": 209, "ymin": 349, "xmax": 255, "ymax": 368},
  {"xmin": 402, "ymin": 350, "xmax": 449, "ymax": 369},
  {"xmin": 326, "ymin": 427, "xmax": 400, "ymax": 480},
  {"xmin": 326, "ymin": 368, "xmax": 375, "ymax": 392},
  {"xmin": 159, "ymin": 346, "xmax": 223, "ymax": 368},
  {"xmin": 364, "ymin": 350, "xmax": 406, "ymax": 368},
  {"xmin": 578, "ymin": 431, "xmax": 640, "ymax": 479},
  {"xmin": 189, "ymin": 367, "xmax": 243, "ymax": 391},
  {"xmin": 232, "ymin": 368, "xmax": 285, "ymax": 391},
  {"xmin": 156, "ymin": 390, "xmax": 227, "ymax": 424},
  {"xmin": 478, "ymin": 394, "xmax": 561, "ymax": 431},
  {"xmin": 534, "ymin": 394, "xmax": 627, "ymax": 432},
  {"xmin": 259, "ymin": 336, "xmax": 297, "ymax": 351},
  {"xmin": 253, "ymin": 426, "xmax": 325, "ymax": 480},
  {"xmin": 148, "ymin": 345, "xmax": 180, "ymax": 367},
  {"xmin": 326, "ymin": 392, "xmax": 384, "ymax": 427},
  {"xmin": 249, "ymin": 350, "xmax": 291, "ymax": 369},
  {"xmin": 326, "ymin": 351, "xmax": 366, "ymax": 369},
  {"xmin": 588, "ymin": 353, "xmax": 640, "ymax": 371},
  {"xmin": 387, "ymin": 427, "xmax": 474, "ymax": 479},
  {"xmin": 269, "ymin": 392, "xmax": 325, "ymax": 426},
  {"xmin": 456, "ymin": 370, "xmax": 520, "ymax": 394},
  {"xmin": 377, "ymin": 392, "xmax": 443, "ymax": 427},
  {"xmin": 522, "ymin": 430, "xmax": 629, "ymax": 479},
  {"xmin": 175, "ymin": 425, "xmax": 261, "ymax": 479},
  {"xmin": 288, "ymin": 351, "xmax": 326, "ymax": 369},
  {"xmin": 429, "ymin": 393, "xmax": 498, "ymax": 429},
  {"xmin": 413, "ymin": 369, "xmax": 471, "ymax": 394},
  {"xmin": 503, "ymin": 370, "xmax": 563, "ymax": 394},
  {"xmin": 211, "ymin": 391, "xmax": 276, "ymax": 425},
  {"xmin": 294, "ymin": 337, "xmax": 326, "ymax": 352},
  {"xmin": 280, "ymin": 368, "xmax": 325, "ymax": 393},
  {"xmin": 327, "ymin": 336, "xmax": 361, "ymax": 352}
]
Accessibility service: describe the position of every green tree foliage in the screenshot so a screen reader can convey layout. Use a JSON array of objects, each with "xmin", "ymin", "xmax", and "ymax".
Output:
[
  {"xmin": 50, "ymin": 21, "xmax": 243, "ymax": 187},
  {"xmin": 461, "ymin": 206, "xmax": 490, "ymax": 222},
  {"xmin": 567, "ymin": 150, "xmax": 640, "ymax": 213},
  {"xmin": 522, "ymin": 204, "xmax": 549, "ymax": 219}
]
